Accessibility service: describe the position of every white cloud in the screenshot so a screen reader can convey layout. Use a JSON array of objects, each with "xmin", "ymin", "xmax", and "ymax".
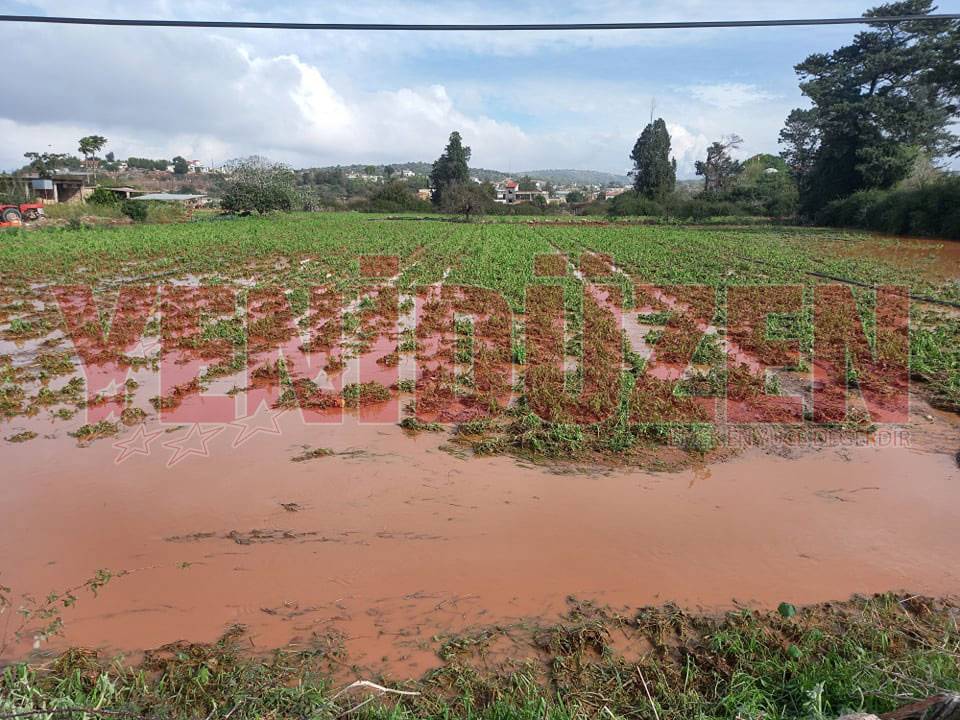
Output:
[
  {"xmin": 666, "ymin": 123, "xmax": 711, "ymax": 171},
  {"xmin": 689, "ymin": 83, "xmax": 777, "ymax": 110},
  {"xmin": 1, "ymin": 0, "xmax": 916, "ymax": 173},
  {"xmin": 0, "ymin": 29, "xmax": 535, "ymax": 171}
]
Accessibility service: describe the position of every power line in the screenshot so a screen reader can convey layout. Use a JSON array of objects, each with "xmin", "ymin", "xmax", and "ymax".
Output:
[{"xmin": 0, "ymin": 14, "xmax": 958, "ymax": 31}]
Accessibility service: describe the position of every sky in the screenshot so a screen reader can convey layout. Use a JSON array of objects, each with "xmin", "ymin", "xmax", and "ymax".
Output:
[{"xmin": 2, "ymin": 0, "xmax": 959, "ymax": 178}]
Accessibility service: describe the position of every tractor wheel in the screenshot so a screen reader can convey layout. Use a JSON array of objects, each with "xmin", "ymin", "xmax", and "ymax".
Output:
[{"xmin": 1, "ymin": 208, "xmax": 22, "ymax": 224}]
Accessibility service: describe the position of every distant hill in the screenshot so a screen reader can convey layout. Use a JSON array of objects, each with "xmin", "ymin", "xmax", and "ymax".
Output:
[
  {"xmin": 305, "ymin": 162, "xmax": 630, "ymax": 187},
  {"xmin": 516, "ymin": 169, "xmax": 631, "ymax": 186}
]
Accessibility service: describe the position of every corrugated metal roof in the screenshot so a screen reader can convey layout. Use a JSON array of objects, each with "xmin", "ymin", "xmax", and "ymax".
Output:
[{"xmin": 132, "ymin": 193, "xmax": 207, "ymax": 201}]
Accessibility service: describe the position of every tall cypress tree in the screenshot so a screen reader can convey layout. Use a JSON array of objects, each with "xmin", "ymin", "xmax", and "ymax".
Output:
[
  {"xmin": 430, "ymin": 131, "xmax": 471, "ymax": 206},
  {"xmin": 630, "ymin": 119, "xmax": 676, "ymax": 201}
]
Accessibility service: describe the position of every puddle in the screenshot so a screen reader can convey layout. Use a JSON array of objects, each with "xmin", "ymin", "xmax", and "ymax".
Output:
[{"xmin": 1, "ymin": 407, "xmax": 958, "ymax": 677}]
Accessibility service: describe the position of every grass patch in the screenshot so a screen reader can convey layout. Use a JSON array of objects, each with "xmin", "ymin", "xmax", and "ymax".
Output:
[{"xmin": 0, "ymin": 594, "xmax": 957, "ymax": 720}]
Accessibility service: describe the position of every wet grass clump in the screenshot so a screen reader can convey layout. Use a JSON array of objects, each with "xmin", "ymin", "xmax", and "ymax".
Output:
[
  {"xmin": 68, "ymin": 421, "xmax": 120, "ymax": 444},
  {"xmin": 290, "ymin": 447, "xmax": 335, "ymax": 462},
  {"xmin": 399, "ymin": 416, "xmax": 444, "ymax": 433},
  {"xmin": 342, "ymin": 382, "xmax": 391, "ymax": 407},
  {"xmin": 4, "ymin": 430, "xmax": 37, "ymax": 443},
  {"xmin": 1, "ymin": 594, "xmax": 958, "ymax": 720}
]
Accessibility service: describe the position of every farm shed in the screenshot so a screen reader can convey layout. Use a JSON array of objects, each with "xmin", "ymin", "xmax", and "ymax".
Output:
[
  {"xmin": 22, "ymin": 173, "xmax": 94, "ymax": 204},
  {"xmin": 101, "ymin": 186, "xmax": 148, "ymax": 200},
  {"xmin": 132, "ymin": 193, "xmax": 208, "ymax": 207}
]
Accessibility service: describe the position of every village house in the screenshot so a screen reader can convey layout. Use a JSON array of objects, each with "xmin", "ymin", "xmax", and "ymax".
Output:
[
  {"xmin": 494, "ymin": 178, "xmax": 552, "ymax": 204},
  {"xmin": 600, "ymin": 187, "xmax": 628, "ymax": 200}
]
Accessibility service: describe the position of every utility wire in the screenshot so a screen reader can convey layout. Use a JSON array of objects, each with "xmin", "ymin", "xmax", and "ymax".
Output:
[{"xmin": 0, "ymin": 14, "xmax": 958, "ymax": 31}]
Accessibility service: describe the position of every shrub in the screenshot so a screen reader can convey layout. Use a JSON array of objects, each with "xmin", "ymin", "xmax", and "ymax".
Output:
[
  {"xmin": 121, "ymin": 200, "xmax": 148, "ymax": 222},
  {"xmin": 439, "ymin": 183, "xmax": 495, "ymax": 221},
  {"xmin": 220, "ymin": 158, "xmax": 299, "ymax": 215},
  {"xmin": 365, "ymin": 180, "xmax": 431, "ymax": 213},
  {"xmin": 816, "ymin": 177, "xmax": 960, "ymax": 239},
  {"xmin": 87, "ymin": 186, "xmax": 119, "ymax": 205},
  {"xmin": 607, "ymin": 191, "xmax": 664, "ymax": 216}
]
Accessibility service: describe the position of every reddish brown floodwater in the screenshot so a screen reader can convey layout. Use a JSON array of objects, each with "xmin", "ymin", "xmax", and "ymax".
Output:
[
  {"xmin": 2, "ymin": 401, "xmax": 959, "ymax": 676},
  {"xmin": 817, "ymin": 233, "xmax": 960, "ymax": 282}
]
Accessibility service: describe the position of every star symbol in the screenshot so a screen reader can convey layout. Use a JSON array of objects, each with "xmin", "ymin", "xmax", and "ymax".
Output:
[
  {"xmin": 227, "ymin": 405, "xmax": 288, "ymax": 448},
  {"xmin": 128, "ymin": 335, "xmax": 162, "ymax": 359},
  {"xmin": 112, "ymin": 424, "xmax": 164, "ymax": 464},
  {"xmin": 162, "ymin": 423, "xmax": 225, "ymax": 467}
]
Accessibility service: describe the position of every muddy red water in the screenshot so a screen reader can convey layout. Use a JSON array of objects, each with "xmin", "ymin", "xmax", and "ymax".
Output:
[
  {"xmin": 2, "ymin": 402, "xmax": 958, "ymax": 677},
  {"xmin": 816, "ymin": 234, "xmax": 960, "ymax": 282}
]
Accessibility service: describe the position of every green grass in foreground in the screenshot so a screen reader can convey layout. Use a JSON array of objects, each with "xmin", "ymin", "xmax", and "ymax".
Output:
[{"xmin": 1, "ymin": 594, "xmax": 958, "ymax": 720}]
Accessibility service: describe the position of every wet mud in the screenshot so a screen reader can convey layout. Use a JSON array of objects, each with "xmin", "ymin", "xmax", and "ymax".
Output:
[{"xmin": 2, "ymin": 403, "xmax": 958, "ymax": 677}]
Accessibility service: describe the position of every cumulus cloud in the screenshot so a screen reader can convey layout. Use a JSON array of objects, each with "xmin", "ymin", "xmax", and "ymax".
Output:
[
  {"xmin": 0, "ymin": 0, "xmax": 873, "ymax": 173},
  {"xmin": 0, "ymin": 23, "xmax": 530, "ymax": 170}
]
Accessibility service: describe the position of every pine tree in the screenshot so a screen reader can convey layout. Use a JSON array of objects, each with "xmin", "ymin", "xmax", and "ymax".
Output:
[
  {"xmin": 430, "ymin": 131, "xmax": 471, "ymax": 206},
  {"xmin": 630, "ymin": 119, "xmax": 676, "ymax": 201},
  {"xmin": 781, "ymin": 0, "xmax": 960, "ymax": 215}
]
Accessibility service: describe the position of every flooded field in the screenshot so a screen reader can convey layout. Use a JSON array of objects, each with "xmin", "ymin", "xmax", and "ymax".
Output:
[
  {"xmin": 2, "ymin": 405, "xmax": 960, "ymax": 677},
  {"xmin": 1, "ymin": 215, "xmax": 959, "ymax": 680}
]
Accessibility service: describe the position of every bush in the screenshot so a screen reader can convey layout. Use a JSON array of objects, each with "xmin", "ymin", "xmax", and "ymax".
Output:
[
  {"xmin": 439, "ymin": 183, "xmax": 495, "ymax": 220},
  {"xmin": 365, "ymin": 180, "xmax": 432, "ymax": 213},
  {"xmin": 220, "ymin": 158, "xmax": 299, "ymax": 215},
  {"xmin": 87, "ymin": 186, "xmax": 119, "ymax": 205},
  {"xmin": 121, "ymin": 200, "xmax": 148, "ymax": 222},
  {"xmin": 607, "ymin": 191, "xmax": 664, "ymax": 216},
  {"xmin": 816, "ymin": 177, "xmax": 960, "ymax": 239}
]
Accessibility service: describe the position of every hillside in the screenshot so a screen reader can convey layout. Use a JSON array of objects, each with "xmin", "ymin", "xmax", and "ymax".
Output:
[{"xmin": 305, "ymin": 162, "xmax": 630, "ymax": 187}]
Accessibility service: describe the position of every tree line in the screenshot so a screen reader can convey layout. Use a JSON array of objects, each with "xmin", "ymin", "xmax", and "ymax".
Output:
[{"xmin": 13, "ymin": 0, "xmax": 956, "ymax": 235}]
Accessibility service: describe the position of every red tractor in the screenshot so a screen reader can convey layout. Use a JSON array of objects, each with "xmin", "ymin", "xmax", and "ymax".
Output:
[{"xmin": 0, "ymin": 202, "xmax": 44, "ymax": 226}]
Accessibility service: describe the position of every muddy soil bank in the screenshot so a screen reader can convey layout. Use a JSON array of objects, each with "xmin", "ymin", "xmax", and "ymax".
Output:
[{"xmin": 1, "ymin": 400, "xmax": 958, "ymax": 678}]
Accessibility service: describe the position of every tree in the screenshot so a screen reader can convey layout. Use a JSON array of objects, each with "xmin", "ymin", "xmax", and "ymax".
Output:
[
  {"xmin": 440, "ymin": 183, "xmax": 493, "ymax": 221},
  {"xmin": 23, "ymin": 152, "xmax": 68, "ymax": 178},
  {"xmin": 629, "ymin": 118, "xmax": 676, "ymax": 201},
  {"xmin": 695, "ymin": 135, "xmax": 743, "ymax": 192},
  {"xmin": 172, "ymin": 156, "xmax": 190, "ymax": 176},
  {"xmin": 429, "ymin": 131, "xmax": 471, "ymax": 205},
  {"xmin": 78, "ymin": 135, "xmax": 108, "ymax": 162},
  {"xmin": 127, "ymin": 157, "xmax": 169, "ymax": 171},
  {"xmin": 565, "ymin": 190, "xmax": 586, "ymax": 204},
  {"xmin": 220, "ymin": 157, "xmax": 300, "ymax": 214},
  {"xmin": 105, "ymin": 152, "xmax": 115, "ymax": 163},
  {"xmin": 383, "ymin": 165, "xmax": 396, "ymax": 180},
  {"xmin": 726, "ymin": 154, "xmax": 799, "ymax": 217},
  {"xmin": 778, "ymin": 109, "xmax": 821, "ymax": 181},
  {"xmin": 518, "ymin": 176, "xmax": 537, "ymax": 191},
  {"xmin": 781, "ymin": 1, "xmax": 960, "ymax": 215}
]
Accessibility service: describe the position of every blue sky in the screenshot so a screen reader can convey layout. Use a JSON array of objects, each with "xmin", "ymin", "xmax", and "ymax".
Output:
[{"xmin": 2, "ymin": 0, "xmax": 958, "ymax": 176}]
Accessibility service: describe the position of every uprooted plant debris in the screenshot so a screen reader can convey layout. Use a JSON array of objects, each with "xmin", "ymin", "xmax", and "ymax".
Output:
[{"xmin": 2, "ymin": 593, "xmax": 958, "ymax": 720}]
